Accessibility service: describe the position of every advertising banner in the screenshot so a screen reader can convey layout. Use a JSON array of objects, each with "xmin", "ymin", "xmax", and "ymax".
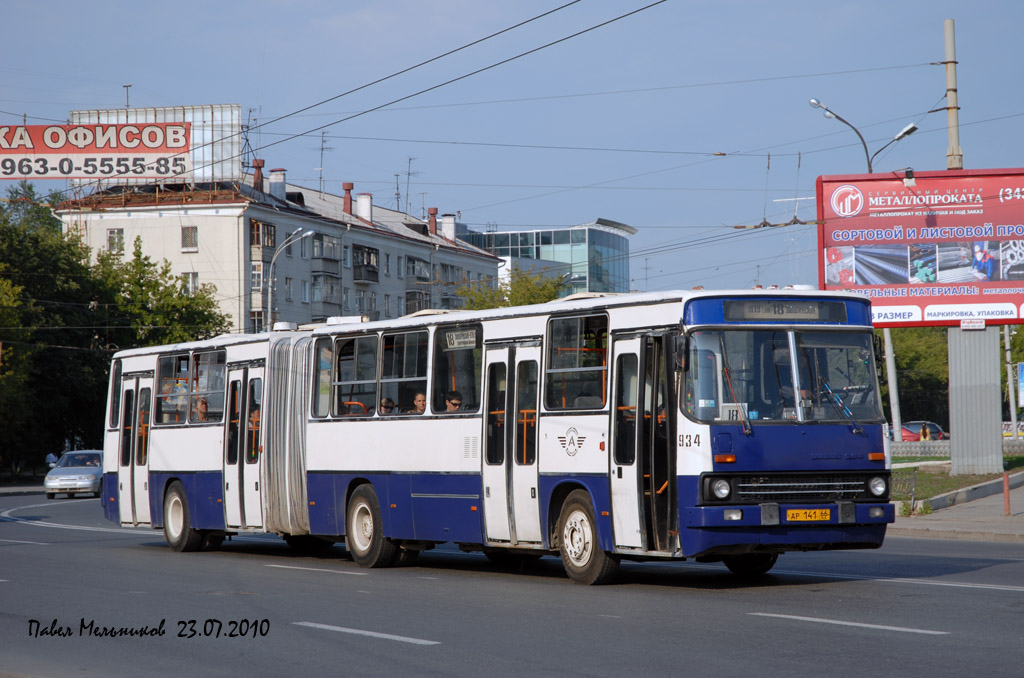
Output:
[
  {"xmin": 0, "ymin": 123, "xmax": 191, "ymax": 180},
  {"xmin": 817, "ymin": 168, "xmax": 1024, "ymax": 327}
]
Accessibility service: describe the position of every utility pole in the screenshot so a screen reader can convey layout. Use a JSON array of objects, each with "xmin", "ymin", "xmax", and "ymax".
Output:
[
  {"xmin": 1006, "ymin": 326, "xmax": 1018, "ymax": 439},
  {"xmin": 944, "ymin": 19, "xmax": 963, "ymax": 171}
]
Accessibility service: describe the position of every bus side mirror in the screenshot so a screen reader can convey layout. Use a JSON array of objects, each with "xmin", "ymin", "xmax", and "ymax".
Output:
[{"xmin": 671, "ymin": 335, "xmax": 689, "ymax": 371}]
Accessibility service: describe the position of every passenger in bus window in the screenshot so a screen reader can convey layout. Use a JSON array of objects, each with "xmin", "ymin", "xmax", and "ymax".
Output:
[
  {"xmin": 380, "ymin": 397, "xmax": 396, "ymax": 415},
  {"xmin": 445, "ymin": 390, "xmax": 463, "ymax": 412},
  {"xmin": 410, "ymin": 392, "xmax": 427, "ymax": 414},
  {"xmin": 193, "ymin": 397, "xmax": 209, "ymax": 422}
]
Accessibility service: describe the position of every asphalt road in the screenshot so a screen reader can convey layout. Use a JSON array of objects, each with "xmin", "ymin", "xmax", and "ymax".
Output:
[{"xmin": 2, "ymin": 496, "xmax": 1023, "ymax": 678}]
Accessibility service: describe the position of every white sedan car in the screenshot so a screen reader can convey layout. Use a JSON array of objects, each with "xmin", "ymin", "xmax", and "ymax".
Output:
[{"xmin": 44, "ymin": 451, "xmax": 103, "ymax": 499}]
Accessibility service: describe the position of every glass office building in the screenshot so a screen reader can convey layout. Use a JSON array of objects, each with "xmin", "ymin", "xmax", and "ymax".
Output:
[{"xmin": 461, "ymin": 218, "xmax": 635, "ymax": 295}]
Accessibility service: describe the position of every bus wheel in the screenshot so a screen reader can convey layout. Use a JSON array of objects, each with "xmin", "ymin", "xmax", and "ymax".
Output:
[
  {"xmin": 557, "ymin": 490, "xmax": 619, "ymax": 585},
  {"xmin": 346, "ymin": 485, "xmax": 396, "ymax": 568},
  {"xmin": 723, "ymin": 553, "xmax": 778, "ymax": 577},
  {"xmin": 163, "ymin": 481, "xmax": 201, "ymax": 552}
]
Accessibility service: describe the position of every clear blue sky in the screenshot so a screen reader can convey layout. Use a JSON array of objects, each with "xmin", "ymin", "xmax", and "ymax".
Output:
[{"xmin": 4, "ymin": 1, "xmax": 1023, "ymax": 291}]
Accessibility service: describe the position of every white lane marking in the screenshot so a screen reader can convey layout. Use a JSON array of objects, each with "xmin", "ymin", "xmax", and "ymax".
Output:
[
  {"xmin": 749, "ymin": 612, "xmax": 948, "ymax": 635},
  {"xmin": 265, "ymin": 564, "xmax": 366, "ymax": 576},
  {"xmin": 686, "ymin": 563, "xmax": 1024, "ymax": 594},
  {"xmin": 294, "ymin": 621, "xmax": 440, "ymax": 645},
  {"xmin": 1, "ymin": 503, "xmax": 147, "ymax": 535},
  {"xmin": 0, "ymin": 538, "xmax": 49, "ymax": 545}
]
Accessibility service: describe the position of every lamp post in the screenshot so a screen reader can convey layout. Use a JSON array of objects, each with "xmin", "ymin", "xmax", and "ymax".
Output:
[
  {"xmin": 809, "ymin": 99, "xmax": 918, "ymax": 442},
  {"xmin": 265, "ymin": 229, "xmax": 314, "ymax": 331},
  {"xmin": 808, "ymin": 99, "xmax": 918, "ymax": 173}
]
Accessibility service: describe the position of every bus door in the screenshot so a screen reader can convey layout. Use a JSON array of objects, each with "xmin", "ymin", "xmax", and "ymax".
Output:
[
  {"xmin": 482, "ymin": 348, "xmax": 511, "ymax": 542},
  {"xmin": 610, "ymin": 338, "xmax": 643, "ymax": 548},
  {"xmin": 640, "ymin": 334, "xmax": 677, "ymax": 553},
  {"xmin": 223, "ymin": 367, "xmax": 264, "ymax": 529},
  {"xmin": 117, "ymin": 376, "xmax": 153, "ymax": 525},
  {"xmin": 510, "ymin": 345, "xmax": 542, "ymax": 543},
  {"xmin": 482, "ymin": 344, "xmax": 543, "ymax": 545}
]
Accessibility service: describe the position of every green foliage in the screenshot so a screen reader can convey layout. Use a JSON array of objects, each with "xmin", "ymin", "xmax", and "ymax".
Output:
[
  {"xmin": 0, "ymin": 184, "xmax": 229, "ymax": 474},
  {"xmin": 457, "ymin": 264, "xmax": 567, "ymax": 310},
  {"xmin": 879, "ymin": 326, "xmax": 950, "ymax": 427},
  {"xmin": 94, "ymin": 237, "xmax": 231, "ymax": 347}
]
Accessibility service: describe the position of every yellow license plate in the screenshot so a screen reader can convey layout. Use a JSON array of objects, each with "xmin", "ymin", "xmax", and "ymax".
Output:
[{"xmin": 786, "ymin": 508, "xmax": 831, "ymax": 522}]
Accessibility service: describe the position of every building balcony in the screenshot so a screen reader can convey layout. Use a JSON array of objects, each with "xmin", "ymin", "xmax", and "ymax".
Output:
[
  {"xmin": 250, "ymin": 245, "xmax": 271, "ymax": 263},
  {"xmin": 311, "ymin": 258, "xmax": 339, "ymax": 275},
  {"xmin": 353, "ymin": 264, "xmax": 379, "ymax": 283}
]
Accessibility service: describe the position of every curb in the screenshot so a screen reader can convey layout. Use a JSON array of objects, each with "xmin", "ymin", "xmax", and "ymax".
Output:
[{"xmin": 916, "ymin": 470, "xmax": 1024, "ymax": 512}]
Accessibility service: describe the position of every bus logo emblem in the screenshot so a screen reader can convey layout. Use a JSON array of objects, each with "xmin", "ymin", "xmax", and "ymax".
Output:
[{"xmin": 558, "ymin": 427, "xmax": 586, "ymax": 457}]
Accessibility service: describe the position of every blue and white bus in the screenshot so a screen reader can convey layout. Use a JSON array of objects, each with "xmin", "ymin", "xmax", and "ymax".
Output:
[{"xmin": 102, "ymin": 289, "xmax": 894, "ymax": 584}]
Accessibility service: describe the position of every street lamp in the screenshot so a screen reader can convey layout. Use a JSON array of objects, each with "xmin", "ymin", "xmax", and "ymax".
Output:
[
  {"xmin": 265, "ymin": 229, "xmax": 314, "ymax": 331},
  {"xmin": 809, "ymin": 98, "xmax": 917, "ymax": 173},
  {"xmin": 809, "ymin": 98, "xmax": 917, "ymax": 443}
]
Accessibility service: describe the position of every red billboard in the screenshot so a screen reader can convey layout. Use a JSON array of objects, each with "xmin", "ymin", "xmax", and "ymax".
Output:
[
  {"xmin": 817, "ymin": 167, "xmax": 1024, "ymax": 328},
  {"xmin": 0, "ymin": 123, "xmax": 191, "ymax": 180}
]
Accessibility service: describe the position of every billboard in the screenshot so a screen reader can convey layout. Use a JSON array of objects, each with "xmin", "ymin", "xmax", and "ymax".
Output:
[
  {"xmin": 817, "ymin": 168, "xmax": 1024, "ymax": 328},
  {"xmin": 0, "ymin": 122, "xmax": 191, "ymax": 180},
  {"xmin": 71, "ymin": 104, "xmax": 241, "ymax": 184}
]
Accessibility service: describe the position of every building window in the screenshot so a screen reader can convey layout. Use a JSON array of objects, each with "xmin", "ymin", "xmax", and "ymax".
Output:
[
  {"xmin": 250, "ymin": 311, "xmax": 264, "ymax": 334},
  {"xmin": 181, "ymin": 226, "xmax": 198, "ymax": 251},
  {"xmin": 384, "ymin": 253, "xmax": 391, "ymax": 276},
  {"xmin": 301, "ymin": 280, "xmax": 310, "ymax": 303},
  {"xmin": 249, "ymin": 219, "xmax": 276, "ymax": 247},
  {"xmin": 397, "ymin": 256, "xmax": 404, "ymax": 279},
  {"xmin": 342, "ymin": 287, "xmax": 350, "ymax": 312},
  {"xmin": 285, "ymin": 277, "xmax": 293, "ymax": 301},
  {"xmin": 384, "ymin": 294, "xmax": 391, "ymax": 317},
  {"xmin": 107, "ymin": 228, "xmax": 124, "ymax": 254},
  {"xmin": 181, "ymin": 272, "xmax": 199, "ymax": 295},
  {"xmin": 369, "ymin": 292, "xmax": 377, "ymax": 311},
  {"xmin": 285, "ymin": 231, "xmax": 294, "ymax": 257},
  {"xmin": 300, "ymin": 237, "xmax": 309, "ymax": 259},
  {"xmin": 251, "ymin": 262, "xmax": 263, "ymax": 291},
  {"xmin": 343, "ymin": 245, "xmax": 351, "ymax": 268},
  {"xmin": 355, "ymin": 289, "xmax": 366, "ymax": 313}
]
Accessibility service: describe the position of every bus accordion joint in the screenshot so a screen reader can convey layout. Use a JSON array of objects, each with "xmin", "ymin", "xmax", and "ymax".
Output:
[{"xmin": 714, "ymin": 454, "xmax": 737, "ymax": 463}]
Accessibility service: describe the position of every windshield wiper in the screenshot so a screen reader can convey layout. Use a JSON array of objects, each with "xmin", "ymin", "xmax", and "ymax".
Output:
[
  {"xmin": 719, "ymin": 335, "xmax": 752, "ymax": 436},
  {"xmin": 819, "ymin": 377, "xmax": 863, "ymax": 434}
]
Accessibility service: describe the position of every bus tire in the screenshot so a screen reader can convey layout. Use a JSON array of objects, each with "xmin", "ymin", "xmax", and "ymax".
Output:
[
  {"xmin": 723, "ymin": 553, "xmax": 778, "ymax": 577},
  {"xmin": 163, "ymin": 481, "xmax": 201, "ymax": 552},
  {"xmin": 346, "ymin": 484, "xmax": 396, "ymax": 568},
  {"xmin": 557, "ymin": 490, "xmax": 619, "ymax": 585}
]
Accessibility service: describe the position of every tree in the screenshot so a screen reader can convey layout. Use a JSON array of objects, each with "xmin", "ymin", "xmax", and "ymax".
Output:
[
  {"xmin": 457, "ymin": 264, "xmax": 567, "ymax": 310},
  {"xmin": 881, "ymin": 326, "xmax": 950, "ymax": 427},
  {"xmin": 0, "ymin": 184, "xmax": 230, "ymax": 476},
  {"xmin": 93, "ymin": 237, "xmax": 231, "ymax": 347}
]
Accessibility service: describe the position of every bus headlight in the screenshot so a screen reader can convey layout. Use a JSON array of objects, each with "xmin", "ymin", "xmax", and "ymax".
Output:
[
  {"xmin": 712, "ymin": 479, "xmax": 732, "ymax": 500},
  {"xmin": 868, "ymin": 476, "xmax": 887, "ymax": 497}
]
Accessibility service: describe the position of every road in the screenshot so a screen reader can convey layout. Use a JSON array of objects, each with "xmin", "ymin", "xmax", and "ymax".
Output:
[{"xmin": 2, "ymin": 495, "xmax": 1023, "ymax": 678}]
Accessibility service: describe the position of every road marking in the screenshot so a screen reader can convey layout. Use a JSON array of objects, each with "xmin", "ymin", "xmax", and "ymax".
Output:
[
  {"xmin": 686, "ymin": 563, "xmax": 1024, "ymax": 594},
  {"xmin": 265, "ymin": 564, "xmax": 366, "ymax": 576},
  {"xmin": 749, "ymin": 612, "xmax": 948, "ymax": 635},
  {"xmin": 294, "ymin": 621, "xmax": 440, "ymax": 645},
  {"xmin": 0, "ymin": 538, "xmax": 49, "ymax": 545},
  {"xmin": 417, "ymin": 576, "xmax": 439, "ymax": 580}
]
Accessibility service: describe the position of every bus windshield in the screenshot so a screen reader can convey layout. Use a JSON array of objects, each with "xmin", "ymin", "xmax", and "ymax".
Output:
[{"xmin": 682, "ymin": 328, "xmax": 883, "ymax": 425}]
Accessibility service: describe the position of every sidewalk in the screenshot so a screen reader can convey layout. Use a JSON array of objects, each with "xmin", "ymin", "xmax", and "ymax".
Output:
[{"xmin": 888, "ymin": 473, "xmax": 1024, "ymax": 543}]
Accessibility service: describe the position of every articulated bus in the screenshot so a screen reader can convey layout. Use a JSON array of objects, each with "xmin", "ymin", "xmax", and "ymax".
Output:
[{"xmin": 102, "ymin": 289, "xmax": 894, "ymax": 584}]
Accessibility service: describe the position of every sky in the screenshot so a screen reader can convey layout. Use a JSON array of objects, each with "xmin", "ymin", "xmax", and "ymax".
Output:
[{"xmin": 4, "ymin": 0, "xmax": 1024, "ymax": 292}]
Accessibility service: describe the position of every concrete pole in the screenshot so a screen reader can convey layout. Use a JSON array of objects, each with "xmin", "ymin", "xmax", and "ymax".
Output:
[
  {"xmin": 1006, "ymin": 325, "xmax": 1019, "ymax": 439},
  {"xmin": 945, "ymin": 19, "xmax": 963, "ymax": 170},
  {"xmin": 884, "ymin": 328, "xmax": 903, "ymax": 441}
]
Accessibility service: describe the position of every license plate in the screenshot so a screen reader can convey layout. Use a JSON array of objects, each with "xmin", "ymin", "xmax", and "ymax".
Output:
[{"xmin": 786, "ymin": 508, "xmax": 831, "ymax": 522}]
